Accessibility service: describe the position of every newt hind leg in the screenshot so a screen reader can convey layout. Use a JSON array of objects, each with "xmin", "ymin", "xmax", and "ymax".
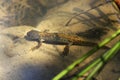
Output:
[{"xmin": 62, "ymin": 43, "xmax": 73, "ymax": 56}]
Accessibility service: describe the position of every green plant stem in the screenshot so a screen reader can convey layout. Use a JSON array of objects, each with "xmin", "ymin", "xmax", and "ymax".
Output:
[
  {"xmin": 85, "ymin": 62, "xmax": 103, "ymax": 80},
  {"xmin": 85, "ymin": 40, "xmax": 120, "ymax": 80},
  {"xmin": 52, "ymin": 29, "xmax": 120, "ymax": 80},
  {"xmin": 72, "ymin": 40, "xmax": 120, "ymax": 80}
]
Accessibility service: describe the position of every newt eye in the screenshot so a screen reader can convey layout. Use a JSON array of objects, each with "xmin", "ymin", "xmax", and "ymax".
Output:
[{"xmin": 26, "ymin": 30, "xmax": 40, "ymax": 40}]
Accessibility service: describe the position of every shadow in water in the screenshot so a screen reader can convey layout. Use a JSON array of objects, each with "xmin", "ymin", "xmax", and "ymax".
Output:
[
  {"xmin": 76, "ymin": 27, "xmax": 109, "ymax": 40},
  {"xmin": 89, "ymin": 0, "xmax": 117, "ymax": 30},
  {"xmin": 0, "ymin": 0, "xmax": 69, "ymax": 27},
  {"xmin": 65, "ymin": 1, "xmax": 118, "ymax": 30},
  {"xmin": 12, "ymin": 58, "xmax": 69, "ymax": 80}
]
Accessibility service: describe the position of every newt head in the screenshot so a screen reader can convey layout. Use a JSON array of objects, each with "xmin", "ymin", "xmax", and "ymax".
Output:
[
  {"xmin": 25, "ymin": 30, "xmax": 40, "ymax": 41},
  {"xmin": 25, "ymin": 30, "xmax": 42, "ymax": 50}
]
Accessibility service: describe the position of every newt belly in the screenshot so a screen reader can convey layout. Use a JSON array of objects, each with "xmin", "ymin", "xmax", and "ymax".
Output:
[{"xmin": 25, "ymin": 30, "xmax": 110, "ymax": 56}]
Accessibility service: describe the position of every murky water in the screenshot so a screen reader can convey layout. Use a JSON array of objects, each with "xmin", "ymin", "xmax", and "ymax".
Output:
[{"xmin": 0, "ymin": 0, "xmax": 120, "ymax": 80}]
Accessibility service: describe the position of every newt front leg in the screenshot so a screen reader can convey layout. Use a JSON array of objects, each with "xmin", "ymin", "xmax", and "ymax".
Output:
[{"xmin": 31, "ymin": 40, "xmax": 42, "ymax": 51}]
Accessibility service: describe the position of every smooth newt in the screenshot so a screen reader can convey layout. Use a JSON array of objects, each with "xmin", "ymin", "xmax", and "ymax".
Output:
[{"xmin": 25, "ymin": 30, "xmax": 110, "ymax": 56}]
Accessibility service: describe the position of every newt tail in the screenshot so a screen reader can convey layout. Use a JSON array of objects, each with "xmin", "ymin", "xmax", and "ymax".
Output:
[{"xmin": 25, "ymin": 30, "xmax": 110, "ymax": 56}]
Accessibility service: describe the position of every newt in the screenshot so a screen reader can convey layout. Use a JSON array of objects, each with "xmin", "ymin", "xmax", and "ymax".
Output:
[{"xmin": 25, "ymin": 30, "xmax": 110, "ymax": 56}]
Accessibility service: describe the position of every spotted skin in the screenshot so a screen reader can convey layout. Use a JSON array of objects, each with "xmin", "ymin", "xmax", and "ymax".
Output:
[{"xmin": 25, "ymin": 30, "xmax": 110, "ymax": 56}]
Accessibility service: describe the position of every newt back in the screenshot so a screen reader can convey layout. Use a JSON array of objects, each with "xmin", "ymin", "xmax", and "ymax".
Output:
[{"xmin": 25, "ymin": 30, "xmax": 110, "ymax": 49}]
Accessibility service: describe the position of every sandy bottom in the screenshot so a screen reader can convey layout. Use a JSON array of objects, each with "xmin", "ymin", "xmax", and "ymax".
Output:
[{"xmin": 0, "ymin": 0, "xmax": 120, "ymax": 80}]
